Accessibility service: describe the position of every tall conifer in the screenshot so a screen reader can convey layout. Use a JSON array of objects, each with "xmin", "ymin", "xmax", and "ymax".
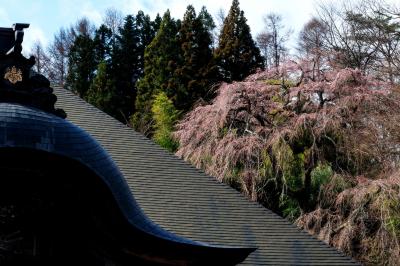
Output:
[
  {"xmin": 111, "ymin": 15, "xmax": 138, "ymax": 122},
  {"xmin": 89, "ymin": 25, "xmax": 120, "ymax": 118},
  {"xmin": 93, "ymin": 25, "xmax": 112, "ymax": 64},
  {"xmin": 174, "ymin": 5, "xmax": 217, "ymax": 110},
  {"xmin": 135, "ymin": 11, "xmax": 159, "ymax": 80},
  {"xmin": 214, "ymin": 0, "xmax": 264, "ymax": 82},
  {"xmin": 87, "ymin": 61, "xmax": 117, "ymax": 115},
  {"xmin": 66, "ymin": 33, "xmax": 96, "ymax": 97},
  {"xmin": 132, "ymin": 10, "xmax": 180, "ymax": 134}
]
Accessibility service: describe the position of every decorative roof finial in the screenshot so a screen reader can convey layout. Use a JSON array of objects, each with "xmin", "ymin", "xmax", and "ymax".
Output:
[{"xmin": 0, "ymin": 23, "xmax": 66, "ymax": 118}]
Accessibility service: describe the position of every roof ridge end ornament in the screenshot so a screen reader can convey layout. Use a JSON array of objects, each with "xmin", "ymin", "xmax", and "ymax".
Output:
[
  {"xmin": 0, "ymin": 23, "xmax": 66, "ymax": 118},
  {"xmin": 7, "ymin": 23, "xmax": 30, "ymax": 55}
]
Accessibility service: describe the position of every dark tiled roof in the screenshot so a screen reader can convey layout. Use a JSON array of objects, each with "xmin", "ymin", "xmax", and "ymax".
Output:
[{"xmin": 55, "ymin": 88, "xmax": 355, "ymax": 265}]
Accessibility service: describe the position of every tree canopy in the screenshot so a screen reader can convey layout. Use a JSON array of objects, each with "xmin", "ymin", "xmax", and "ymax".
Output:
[
  {"xmin": 132, "ymin": 10, "xmax": 180, "ymax": 133},
  {"xmin": 214, "ymin": 0, "xmax": 264, "ymax": 82}
]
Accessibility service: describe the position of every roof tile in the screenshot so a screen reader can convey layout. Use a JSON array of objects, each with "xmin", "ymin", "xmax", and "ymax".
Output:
[{"xmin": 55, "ymin": 88, "xmax": 356, "ymax": 265}]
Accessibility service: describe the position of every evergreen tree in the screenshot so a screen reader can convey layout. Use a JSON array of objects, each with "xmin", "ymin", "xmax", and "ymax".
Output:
[
  {"xmin": 198, "ymin": 6, "xmax": 216, "ymax": 40},
  {"xmin": 135, "ymin": 11, "xmax": 159, "ymax": 79},
  {"xmin": 152, "ymin": 13, "xmax": 162, "ymax": 35},
  {"xmin": 112, "ymin": 15, "xmax": 138, "ymax": 123},
  {"xmin": 174, "ymin": 5, "xmax": 217, "ymax": 110},
  {"xmin": 214, "ymin": 0, "xmax": 264, "ymax": 82},
  {"xmin": 111, "ymin": 13, "xmax": 160, "ymax": 123},
  {"xmin": 87, "ymin": 61, "xmax": 117, "ymax": 115},
  {"xmin": 91, "ymin": 24, "xmax": 120, "ymax": 117},
  {"xmin": 132, "ymin": 10, "xmax": 180, "ymax": 134},
  {"xmin": 151, "ymin": 91, "xmax": 179, "ymax": 152},
  {"xmin": 93, "ymin": 24, "xmax": 113, "ymax": 64},
  {"xmin": 66, "ymin": 33, "xmax": 96, "ymax": 97}
]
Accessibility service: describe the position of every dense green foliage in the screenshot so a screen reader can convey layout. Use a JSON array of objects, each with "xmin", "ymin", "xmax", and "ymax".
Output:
[
  {"xmin": 87, "ymin": 61, "xmax": 117, "ymax": 115},
  {"xmin": 66, "ymin": 34, "xmax": 96, "ymax": 97},
  {"xmin": 65, "ymin": 12, "xmax": 161, "ymax": 123},
  {"xmin": 111, "ymin": 13, "xmax": 160, "ymax": 122},
  {"xmin": 65, "ymin": 1, "xmax": 262, "ymax": 136},
  {"xmin": 93, "ymin": 25, "xmax": 112, "ymax": 65},
  {"xmin": 132, "ymin": 6, "xmax": 218, "ymax": 134},
  {"xmin": 111, "ymin": 15, "xmax": 138, "ymax": 122},
  {"xmin": 132, "ymin": 10, "xmax": 180, "ymax": 133},
  {"xmin": 174, "ymin": 5, "xmax": 217, "ymax": 110},
  {"xmin": 214, "ymin": 0, "xmax": 264, "ymax": 82},
  {"xmin": 151, "ymin": 92, "xmax": 179, "ymax": 152}
]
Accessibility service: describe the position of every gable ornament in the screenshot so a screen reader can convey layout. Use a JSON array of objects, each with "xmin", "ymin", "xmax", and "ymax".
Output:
[{"xmin": 4, "ymin": 66, "xmax": 23, "ymax": 84}]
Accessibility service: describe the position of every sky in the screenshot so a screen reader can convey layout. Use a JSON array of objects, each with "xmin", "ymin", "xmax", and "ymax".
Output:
[
  {"xmin": 1, "ymin": 0, "xmax": 395, "ymax": 55},
  {"xmin": 0, "ymin": 0, "xmax": 323, "ymax": 54}
]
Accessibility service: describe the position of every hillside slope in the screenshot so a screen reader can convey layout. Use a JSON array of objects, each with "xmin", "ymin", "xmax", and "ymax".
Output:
[{"xmin": 174, "ymin": 67, "xmax": 400, "ymax": 264}]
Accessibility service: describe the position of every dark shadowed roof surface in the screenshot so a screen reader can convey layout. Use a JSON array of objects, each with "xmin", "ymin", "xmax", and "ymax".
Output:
[{"xmin": 54, "ymin": 88, "xmax": 355, "ymax": 265}]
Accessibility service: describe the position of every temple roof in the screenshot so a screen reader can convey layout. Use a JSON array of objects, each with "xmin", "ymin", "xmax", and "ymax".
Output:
[{"xmin": 54, "ymin": 87, "xmax": 356, "ymax": 265}]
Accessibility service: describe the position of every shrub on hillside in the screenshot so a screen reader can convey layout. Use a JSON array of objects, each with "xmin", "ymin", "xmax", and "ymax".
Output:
[{"xmin": 152, "ymin": 92, "xmax": 179, "ymax": 152}]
